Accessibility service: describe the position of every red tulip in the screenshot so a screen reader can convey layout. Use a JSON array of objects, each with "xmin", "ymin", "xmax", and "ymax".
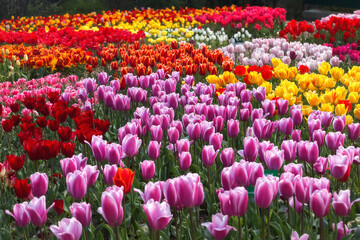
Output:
[
  {"xmin": 2, "ymin": 119, "xmax": 14, "ymax": 132},
  {"xmin": 12, "ymin": 178, "xmax": 31, "ymax": 199},
  {"xmin": 113, "ymin": 168, "xmax": 135, "ymax": 195},
  {"xmin": 6, "ymin": 154, "xmax": 25, "ymax": 171}
]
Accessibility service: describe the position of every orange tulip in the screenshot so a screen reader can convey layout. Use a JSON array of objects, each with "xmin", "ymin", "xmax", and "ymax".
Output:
[{"xmin": 113, "ymin": 168, "xmax": 135, "ymax": 194}]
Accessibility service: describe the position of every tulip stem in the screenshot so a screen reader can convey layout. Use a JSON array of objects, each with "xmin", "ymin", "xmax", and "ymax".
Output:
[
  {"xmin": 43, "ymin": 225, "xmax": 48, "ymax": 240},
  {"xmin": 244, "ymin": 214, "xmax": 248, "ymax": 240},
  {"xmin": 267, "ymin": 208, "xmax": 270, "ymax": 240},
  {"xmin": 343, "ymin": 217, "xmax": 346, "ymax": 238},
  {"xmin": 319, "ymin": 217, "xmax": 324, "ymax": 240},
  {"xmin": 301, "ymin": 206, "xmax": 304, "ymax": 234},
  {"xmin": 287, "ymin": 200, "xmax": 290, "ymax": 223},
  {"xmin": 189, "ymin": 208, "xmax": 195, "ymax": 240},
  {"xmin": 207, "ymin": 166, "xmax": 211, "ymax": 195},
  {"xmin": 238, "ymin": 216, "xmax": 242, "ymax": 240},
  {"xmin": 261, "ymin": 209, "xmax": 265, "ymax": 240},
  {"xmin": 174, "ymin": 209, "xmax": 178, "ymax": 240},
  {"xmin": 23, "ymin": 227, "xmax": 27, "ymax": 240},
  {"xmin": 114, "ymin": 225, "xmax": 120, "ymax": 240}
]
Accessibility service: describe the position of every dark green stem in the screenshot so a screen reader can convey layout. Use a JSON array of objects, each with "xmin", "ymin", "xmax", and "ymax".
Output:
[
  {"xmin": 261, "ymin": 209, "xmax": 265, "ymax": 240},
  {"xmin": 319, "ymin": 217, "xmax": 324, "ymax": 240},
  {"xmin": 238, "ymin": 216, "xmax": 242, "ymax": 240},
  {"xmin": 189, "ymin": 208, "xmax": 195, "ymax": 240}
]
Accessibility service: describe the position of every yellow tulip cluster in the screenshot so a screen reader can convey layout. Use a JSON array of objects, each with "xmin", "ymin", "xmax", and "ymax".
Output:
[{"xmin": 206, "ymin": 71, "xmax": 238, "ymax": 89}]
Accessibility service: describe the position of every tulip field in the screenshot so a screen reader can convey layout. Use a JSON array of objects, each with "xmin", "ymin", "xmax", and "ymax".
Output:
[{"xmin": 1, "ymin": 4, "xmax": 360, "ymax": 240}]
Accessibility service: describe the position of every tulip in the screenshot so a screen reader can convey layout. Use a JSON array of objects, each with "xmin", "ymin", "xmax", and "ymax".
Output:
[
  {"xmin": 265, "ymin": 147, "xmax": 284, "ymax": 170},
  {"xmin": 141, "ymin": 160, "xmax": 155, "ymax": 181},
  {"xmin": 82, "ymin": 165, "xmax": 99, "ymax": 188},
  {"xmin": 103, "ymin": 164, "xmax": 118, "ymax": 185},
  {"xmin": 213, "ymin": 116, "xmax": 225, "ymax": 133},
  {"xmin": 221, "ymin": 167, "xmax": 237, "ymax": 190},
  {"xmin": 314, "ymin": 157, "xmax": 328, "ymax": 175},
  {"xmin": 98, "ymin": 72, "xmax": 110, "ymax": 85},
  {"xmin": 261, "ymin": 99, "xmax": 275, "ymax": 117},
  {"xmin": 239, "ymin": 108, "xmax": 250, "ymax": 122},
  {"xmin": 294, "ymin": 177, "xmax": 312, "ymax": 203},
  {"xmin": 243, "ymin": 137, "xmax": 258, "ymax": 162},
  {"xmin": 176, "ymin": 139, "xmax": 191, "ymax": 153},
  {"xmin": 348, "ymin": 123, "xmax": 360, "ymax": 142},
  {"xmin": 279, "ymin": 172, "xmax": 295, "ymax": 199},
  {"xmin": 328, "ymin": 154, "xmax": 351, "ymax": 181},
  {"xmin": 83, "ymin": 78, "xmax": 98, "ymax": 93},
  {"xmin": 50, "ymin": 217, "xmax": 82, "ymax": 240},
  {"xmin": 122, "ymin": 134, "xmax": 142, "ymax": 158},
  {"xmin": 217, "ymin": 187, "xmax": 248, "ymax": 217},
  {"xmin": 220, "ymin": 148, "xmax": 235, "ymax": 167},
  {"xmin": 60, "ymin": 154, "xmax": 87, "ymax": 176},
  {"xmin": 148, "ymin": 141, "xmax": 161, "ymax": 160},
  {"xmin": 253, "ymin": 86, "xmax": 266, "ymax": 102},
  {"xmin": 332, "ymin": 221, "xmax": 353, "ymax": 240},
  {"xmin": 255, "ymin": 176, "xmax": 277, "ymax": 209},
  {"xmin": 310, "ymin": 177, "xmax": 330, "ymax": 194},
  {"xmin": 333, "ymin": 115, "xmax": 346, "ymax": 132},
  {"xmin": 29, "ymin": 172, "xmax": 48, "ymax": 198},
  {"xmin": 333, "ymin": 190, "xmax": 360, "ymax": 217},
  {"xmin": 26, "ymin": 196, "xmax": 54, "ymax": 227},
  {"xmin": 258, "ymin": 141, "xmax": 273, "ymax": 162},
  {"xmin": 202, "ymin": 145, "xmax": 219, "ymax": 167},
  {"xmin": 168, "ymin": 127, "xmax": 180, "ymax": 144},
  {"xmin": 86, "ymin": 135, "xmax": 106, "ymax": 162},
  {"xmin": 209, "ymin": 132, "xmax": 223, "ymax": 151},
  {"xmin": 291, "ymin": 231, "xmax": 309, "ymax": 240},
  {"xmin": 143, "ymin": 199, "xmax": 173, "ymax": 232},
  {"xmin": 312, "ymin": 129, "xmax": 325, "ymax": 147},
  {"xmin": 177, "ymin": 173, "xmax": 204, "ymax": 208},
  {"xmin": 70, "ymin": 202, "xmax": 92, "ymax": 227},
  {"xmin": 291, "ymin": 130, "xmax": 302, "ymax": 142},
  {"xmin": 281, "ymin": 140, "xmax": 297, "ymax": 162},
  {"xmin": 240, "ymin": 90, "xmax": 252, "ymax": 102},
  {"xmin": 310, "ymin": 189, "xmax": 331, "ymax": 218},
  {"xmin": 325, "ymin": 132, "xmax": 345, "ymax": 152},
  {"xmin": 297, "ymin": 141, "xmax": 319, "ymax": 164},
  {"xmin": 290, "ymin": 105, "xmax": 302, "ymax": 126},
  {"xmin": 113, "ymin": 168, "xmax": 135, "ymax": 194},
  {"xmin": 248, "ymin": 162, "xmax": 264, "ymax": 186},
  {"xmin": 66, "ymin": 170, "xmax": 87, "ymax": 200},
  {"xmin": 277, "ymin": 98, "xmax": 289, "ymax": 116},
  {"xmin": 289, "ymin": 196, "xmax": 303, "ymax": 214},
  {"xmin": 279, "ymin": 118, "xmax": 293, "ymax": 136},
  {"xmin": 186, "ymin": 122, "xmax": 201, "ymax": 140},
  {"xmin": 227, "ymin": 119, "xmax": 239, "ymax": 138},
  {"xmin": 97, "ymin": 186, "xmax": 124, "ymax": 227},
  {"xmin": 150, "ymin": 125, "xmax": 163, "ymax": 142},
  {"xmin": 251, "ymin": 108, "xmax": 264, "ymax": 122},
  {"xmin": 202, "ymin": 214, "xmax": 236, "ymax": 240},
  {"xmin": 162, "ymin": 178, "xmax": 180, "ymax": 208},
  {"xmin": 134, "ymin": 181, "xmax": 162, "ymax": 203},
  {"xmin": 5, "ymin": 202, "xmax": 30, "ymax": 227},
  {"xmin": 178, "ymin": 152, "xmax": 192, "ymax": 170},
  {"xmin": 284, "ymin": 163, "xmax": 303, "ymax": 176},
  {"xmin": 105, "ymin": 143, "xmax": 124, "ymax": 165}
]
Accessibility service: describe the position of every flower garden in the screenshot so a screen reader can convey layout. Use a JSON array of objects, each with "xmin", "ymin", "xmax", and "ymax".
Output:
[{"xmin": 0, "ymin": 4, "xmax": 360, "ymax": 240}]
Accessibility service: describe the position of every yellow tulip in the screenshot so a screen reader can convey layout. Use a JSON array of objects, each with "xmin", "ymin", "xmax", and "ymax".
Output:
[
  {"xmin": 302, "ymin": 105, "xmax": 313, "ymax": 116},
  {"xmin": 346, "ymin": 115, "xmax": 353, "ymax": 125},
  {"xmin": 347, "ymin": 92, "xmax": 359, "ymax": 104},
  {"xmin": 271, "ymin": 58, "xmax": 282, "ymax": 68},
  {"xmin": 354, "ymin": 104, "xmax": 360, "ymax": 120},
  {"xmin": 304, "ymin": 91, "xmax": 320, "ymax": 106},
  {"xmin": 335, "ymin": 104, "xmax": 347, "ymax": 116},
  {"xmin": 324, "ymin": 77, "xmax": 336, "ymax": 89},
  {"xmin": 274, "ymin": 67, "xmax": 288, "ymax": 79},
  {"xmin": 330, "ymin": 67, "xmax": 344, "ymax": 80},
  {"xmin": 261, "ymin": 82, "xmax": 272, "ymax": 94},
  {"xmin": 318, "ymin": 62, "xmax": 330, "ymax": 75},
  {"xmin": 319, "ymin": 103, "xmax": 334, "ymax": 113}
]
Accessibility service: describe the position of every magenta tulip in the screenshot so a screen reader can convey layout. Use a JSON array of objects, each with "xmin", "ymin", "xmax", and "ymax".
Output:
[
  {"xmin": 202, "ymin": 145, "xmax": 219, "ymax": 167},
  {"xmin": 279, "ymin": 172, "xmax": 295, "ymax": 199},
  {"xmin": 227, "ymin": 119, "xmax": 239, "ymax": 138},
  {"xmin": 105, "ymin": 143, "xmax": 124, "ymax": 165},
  {"xmin": 26, "ymin": 196, "xmax": 54, "ymax": 227},
  {"xmin": 176, "ymin": 139, "xmax": 191, "ymax": 153},
  {"xmin": 148, "ymin": 141, "xmax": 161, "ymax": 160},
  {"xmin": 265, "ymin": 147, "xmax": 284, "ymax": 170},
  {"xmin": 141, "ymin": 160, "xmax": 155, "ymax": 181},
  {"xmin": 30, "ymin": 172, "xmax": 48, "ymax": 198},
  {"xmin": 97, "ymin": 186, "xmax": 124, "ymax": 227},
  {"xmin": 332, "ymin": 190, "xmax": 360, "ymax": 217},
  {"xmin": 255, "ymin": 176, "xmax": 277, "ymax": 208},
  {"xmin": 310, "ymin": 189, "xmax": 331, "ymax": 218},
  {"xmin": 279, "ymin": 118, "xmax": 293, "ymax": 136},
  {"xmin": 122, "ymin": 134, "xmax": 142, "ymax": 157},
  {"xmin": 5, "ymin": 202, "xmax": 30, "ymax": 227},
  {"xmin": 217, "ymin": 187, "xmax": 248, "ymax": 217},
  {"xmin": 134, "ymin": 181, "xmax": 162, "ymax": 203},
  {"xmin": 103, "ymin": 164, "xmax": 118, "ymax": 185},
  {"xmin": 209, "ymin": 132, "xmax": 223, "ymax": 151},
  {"xmin": 348, "ymin": 123, "xmax": 360, "ymax": 142},
  {"xmin": 82, "ymin": 165, "xmax": 99, "ymax": 188},
  {"xmin": 178, "ymin": 152, "xmax": 192, "ymax": 170},
  {"xmin": 220, "ymin": 148, "xmax": 234, "ymax": 167},
  {"xmin": 281, "ymin": 140, "xmax": 297, "ymax": 162},
  {"xmin": 50, "ymin": 218, "xmax": 82, "ymax": 240},
  {"xmin": 70, "ymin": 202, "xmax": 92, "ymax": 227},
  {"xmin": 66, "ymin": 170, "xmax": 87, "ymax": 200},
  {"xmin": 202, "ymin": 214, "xmax": 236, "ymax": 240},
  {"xmin": 162, "ymin": 178, "xmax": 180, "ymax": 208},
  {"xmin": 294, "ymin": 177, "xmax": 312, "ymax": 203},
  {"xmin": 243, "ymin": 137, "xmax": 258, "ymax": 162},
  {"xmin": 333, "ymin": 115, "xmax": 346, "ymax": 132},
  {"xmin": 143, "ymin": 199, "xmax": 173, "ymax": 231},
  {"xmin": 314, "ymin": 157, "xmax": 328, "ymax": 175},
  {"xmin": 284, "ymin": 163, "xmax": 303, "ymax": 176},
  {"xmin": 291, "ymin": 231, "xmax": 309, "ymax": 240},
  {"xmin": 325, "ymin": 132, "xmax": 345, "ymax": 152}
]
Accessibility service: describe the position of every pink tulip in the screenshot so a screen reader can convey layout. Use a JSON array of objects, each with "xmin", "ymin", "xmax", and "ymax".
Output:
[
  {"xmin": 333, "ymin": 115, "xmax": 346, "ymax": 132},
  {"xmin": 328, "ymin": 154, "xmax": 351, "ymax": 180},
  {"xmin": 264, "ymin": 147, "xmax": 284, "ymax": 170},
  {"xmin": 332, "ymin": 190, "xmax": 360, "ymax": 217},
  {"xmin": 30, "ymin": 172, "xmax": 48, "ymax": 198},
  {"xmin": 202, "ymin": 214, "xmax": 236, "ymax": 240},
  {"xmin": 279, "ymin": 172, "xmax": 295, "ymax": 199},
  {"xmin": 122, "ymin": 134, "xmax": 142, "ymax": 157},
  {"xmin": 279, "ymin": 118, "xmax": 293, "ymax": 136},
  {"xmin": 60, "ymin": 154, "xmax": 87, "ymax": 176},
  {"xmin": 231, "ymin": 162, "xmax": 250, "ymax": 188},
  {"xmin": 82, "ymin": 165, "xmax": 99, "ymax": 188},
  {"xmin": 141, "ymin": 160, "xmax": 155, "ymax": 180},
  {"xmin": 5, "ymin": 202, "xmax": 30, "ymax": 227},
  {"xmin": 310, "ymin": 189, "xmax": 331, "ymax": 218},
  {"xmin": 255, "ymin": 176, "xmax": 278, "ymax": 209},
  {"xmin": 105, "ymin": 143, "xmax": 124, "ymax": 165},
  {"xmin": 178, "ymin": 152, "xmax": 192, "ymax": 170},
  {"xmin": 103, "ymin": 164, "xmax": 118, "ymax": 185},
  {"xmin": 177, "ymin": 173, "xmax": 204, "ymax": 208},
  {"xmin": 143, "ymin": 199, "xmax": 173, "ymax": 231},
  {"xmin": 97, "ymin": 186, "xmax": 124, "ymax": 227},
  {"xmin": 134, "ymin": 181, "xmax": 162, "ymax": 203},
  {"xmin": 66, "ymin": 170, "xmax": 87, "ymax": 200},
  {"xmin": 186, "ymin": 122, "xmax": 201, "ymax": 140},
  {"xmin": 314, "ymin": 157, "xmax": 328, "ymax": 175},
  {"xmin": 202, "ymin": 145, "xmax": 219, "ymax": 167},
  {"xmin": 291, "ymin": 130, "xmax": 302, "ymax": 142},
  {"xmin": 284, "ymin": 163, "xmax": 303, "ymax": 176},
  {"xmin": 243, "ymin": 137, "xmax": 258, "ymax": 162},
  {"xmin": 86, "ymin": 135, "xmax": 107, "ymax": 162},
  {"xmin": 209, "ymin": 132, "xmax": 223, "ymax": 151},
  {"xmin": 221, "ymin": 167, "xmax": 237, "ymax": 190},
  {"xmin": 217, "ymin": 187, "xmax": 248, "ymax": 217},
  {"xmin": 227, "ymin": 119, "xmax": 239, "ymax": 138},
  {"xmin": 332, "ymin": 221, "xmax": 353, "ymax": 240},
  {"xmin": 168, "ymin": 127, "xmax": 180, "ymax": 144},
  {"xmin": 348, "ymin": 123, "xmax": 360, "ymax": 142},
  {"xmin": 291, "ymin": 231, "xmax": 309, "ymax": 240},
  {"xmin": 297, "ymin": 141, "xmax": 319, "ymax": 164},
  {"xmin": 294, "ymin": 177, "xmax": 312, "ymax": 203},
  {"xmin": 50, "ymin": 218, "xmax": 82, "ymax": 240},
  {"xmin": 70, "ymin": 202, "xmax": 92, "ymax": 227},
  {"xmin": 220, "ymin": 148, "xmax": 235, "ymax": 167},
  {"xmin": 162, "ymin": 178, "xmax": 180, "ymax": 208},
  {"xmin": 325, "ymin": 132, "xmax": 345, "ymax": 152},
  {"xmin": 258, "ymin": 141, "xmax": 273, "ymax": 162},
  {"xmin": 148, "ymin": 141, "xmax": 161, "ymax": 160},
  {"xmin": 25, "ymin": 196, "xmax": 54, "ymax": 227},
  {"xmin": 176, "ymin": 139, "xmax": 191, "ymax": 153},
  {"xmin": 281, "ymin": 140, "xmax": 297, "ymax": 162}
]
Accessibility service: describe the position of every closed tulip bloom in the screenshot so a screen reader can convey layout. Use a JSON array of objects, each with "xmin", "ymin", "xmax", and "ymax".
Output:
[
  {"xmin": 328, "ymin": 154, "xmax": 351, "ymax": 181},
  {"xmin": 177, "ymin": 173, "xmax": 204, "ymax": 208},
  {"xmin": 279, "ymin": 172, "xmax": 295, "ymax": 199},
  {"xmin": 98, "ymin": 72, "xmax": 110, "ymax": 85},
  {"xmin": 262, "ymin": 99, "xmax": 276, "ymax": 117},
  {"xmin": 320, "ymin": 111, "xmax": 333, "ymax": 128},
  {"xmin": 178, "ymin": 152, "xmax": 192, "ymax": 170},
  {"xmin": 248, "ymin": 162, "xmax": 264, "ymax": 186},
  {"xmin": 258, "ymin": 141, "xmax": 274, "ymax": 162},
  {"xmin": 30, "ymin": 172, "xmax": 48, "ymax": 198},
  {"xmin": 148, "ymin": 141, "xmax": 161, "ymax": 160},
  {"xmin": 240, "ymin": 89, "xmax": 252, "ymax": 102},
  {"xmin": 50, "ymin": 217, "xmax": 82, "ymax": 240},
  {"xmin": 213, "ymin": 116, "xmax": 225, "ymax": 133},
  {"xmin": 277, "ymin": 98, "xmax": 289, "ymax": 116},
  {"xmin": 176, "ymin": 139, "xmax": 191, "ymax": 153},
  {"xmin": 168, "ymin": 127, "xmax": 180, "ymax": 144},
  {"xmin": 310, "ymin": 177, "xmax": 330, "ymax": 194},
  {"xmin": 202, "ymin": 145, "xmax": 219, "ymax": 167},
  {"xmin": 150, "ymin": 125, "xmax": 163, "ymax": 142},
  {"xmin": 66, "ymin": 170, "xmax": 87, "ymax": 200},
  {"xmin": 295, "ymin": 177, "xmax": 312, "ymax": 203},
  {"xmin": 103, "ymin": 164, "xmax": 118, "ymax": 186},
  {"xmin": 290, "ymin": 106, "xmax": 302, "ymax": 126},
  {"xmin": 281, "ymin": 140, "xmax": 297, "ymax": 162},
  {"xmin": 291, "ymin": 231, "xmax": 309, "ymax": 240},
  {"xmin": 87, "ymin": 135, "xmax": 106, "ymax": 162},
  {"xmin": 325, "ymin": 132, "xmax": 345, "ymax": 152},
  {"xmin": 333, "ymin": 115, "xmax": 346, "ymax": 132},
  {"xmin": 83, "ymin": 78, "xmax": 97, "ymax": 93},
  {"xmin": 332, "ymin": 221, "xmax": 352, "ymax": 240},
  {"xmin": 332, "ymin": 190, "xmax": 360, "ymax": 217},
  {"xmin": 217, "ymin": 187, "xmax": 248, "ymax": 217},
  {"xmin": 26, "ymin": 196, "xmax": 54, "ymax": 227},
  {"xmin": 220, "ymin": 148, "xmax": 235, "ymax": 167},
  {"xmin": 143, "ymin": 199, "xmax": 172, "ymax": 231},
  {"xmin": 314, "ymin": 157, "xmax": 328, "ymax": 175},
  {"xmin": 253, "ymin": 86, "xmax": 266, "ymax": 102},
  {"xmin": 242, "ymin": 102, "xmax": 252, "ymax": 113},
  {"xmin": 289, "ymin": 196, "xmax": 303, "ymax": 214},
  {"xmin": 265, "ymin": 148, "xmax": 284, "ymax": 170},
  {"xmin": 312, "ymin": 129, "xmax": 326, "ymax": 147},
  {"xmin": 291, "ymin": 130, "xmax": 302, "ymax": 142},
  {"xmin": 348, "ymin": 123, "xmax": 360, "ymax": 141},
  {"xmin": 255, "ymin": 176, "xmax": 276, "ymax": 209},
  {"xmin": 113, "ymin": 168, "xmax": 135, "ymax": 194},
  {"xmin": 297, "ymin": 141, "xmax": 319, "ymax": 164},
  {"xmin": 70, "ymin": 202, "xmax": 92, "ymax": 227},
  {"xmin": 97, "ymin": 186, "xmax": 124, "ymax": 227},
  {"xmin": 239, "ymin": 108, "xmax": 250, "ymax": 122},
  {"xmin": 279, "ymin": 118, "xmax": 293, "ymax": 136},
  {"xmin": 186, "ymin": 122, "xmax": 201, "ymax": 140},
  {"xmin": 141, "ymin": 160, "xmax": 155, "ymax": 181},
  {"xmin": 113, "ymin": 94, "xmax": 130, "ymax": 111},
  {"xmin": 162, "ymin": 178, "xmax": 180, "ymax": 208},
  {"xmin": 251, "ymin": 108, "xmax": 264, "ymax": 122},
  {"xmin": 82, "ymin": 165, "xmax": 99, "ymax": 188},
  {"xmin": 60, "ymin": 154, "xmax": 87, "ymax": 176},
  {"xmin": 243, "ymin": 137, "xmax": 258, "ymax": 162},
  {"xmin": 201, "ymin": 122, "xmax": 215, "ymax": 143},
  {"xmin": 310, "ymin": 189, "xmax": 332, "ymax": 218},
  {"xmin": 221, "ymin": 167, "xmax": 237, "ymax": 190},
  {"xmin": 122, "ymin": 134, "xmax": 142, "ymax": 157},
  {"xmin": 202, "ymin": 213, "xmax": 236, "ymax": 240},
  {"xmin": 209, "ymin": 132, "xmax": 223, "ymax": 151},
  {"xmin": 105, "ymin": 143, "xmax": 124, "ymax": 165},
  {"xmin": 5, "ymin": 202, "xmax": 30, "ymax": 227},
  {"xmin": 284, "ymin": 163, "xmax": 303, "ymax": 176},
  {"xmin": 230, "ymin": 162, "xmax": 249, "ymax": 188},
  {"xmin": 135, "ymin": 181, "xmax": 162, "ymax": 203},
  {"xmin": 227, "ymin": 119, "xmax": 239, "ymax": 138}
]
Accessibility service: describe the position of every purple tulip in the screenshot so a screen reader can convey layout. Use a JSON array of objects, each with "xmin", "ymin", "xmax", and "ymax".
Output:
[
  {"xmin": 221, "ymin": 167, "xmax": 237, "ymax": 190},
  {"xmin": 200, "ymin": 122, "xmax": 215, "ymax": 143},
  {"xmin": 291, "ymin": 231, "xmax": 309, "ymax": 240},
  {"xmin": 231, "ymin": 162, "xmax": 249, "ymax": 188},
  {"xmin": 248, "ymin": 162, "xmax": 264, "ymax": 186},
  {"xmin": 284, "ymin": 163, "xmax": 303, "ymax": 176},
  {"xmin": 320, "ymin": 111, "xmax": 333, "ymax": 128},
  {"xmin": 168, "ymin": 127, "xmax": 180, "ymax": 144},
  {"xmin": 333, "ymin": 190, "xmax": 360, "ymax": 217},
  {"xmin": 186, "ymin": 122, "xmax": 201, "ymax": 140},
  {"xmin": 279, "ymin": 117, "xmax": 293, "ymax": 136},
  {"xmin": 202, "ymin": 145, "xmax": 219, "ymax": 167},
  {"xmin": 314, "ymin": 157, "xmax": 328, "ymax": 175},
  {"xmin": 328, "ymin": 154, "xmax": 351, "ymax": 180},
  {"xmin": 262, "ymin": 99, "xmax": 276, "ymax": 117},
  {"xmin": 332, "ymin": 221, "xmax": 352, "ymax": 240},
  {"xmin": 202, "ymin": 214, "xmax": 236, "ymax": 240},
  {"xmin": 333, "ymin": 115, "xmax": 346, "ymax": 132},
  {"xmin": 220, "ymin": 148, "xmax": 235, "ymax": 167},
  {"xmin": 212, "ymin": 116, "xmax": 225, "ymax": 133},
  {"xmin": 25, "ymin": 196, "xmax": 54, "ymax": 227},
  {"xmin": 312, "ymin": 129, "xmax": 326, "ymax": 147},
  {"xmin": 281, "ymin": 140, "xmax": 297, "ymax": 162},
  {"xmin": 279, "ymin": 172, "xmax": 295, "ymax": 199},
  {"xmin": 105, "ymin": 143, "xmax": 124, "ymax": 165},
  {"xmin": 243, "ymin": 137, "xmax": 258, "ymax": 162},
  {"xmin": 97, "ymin": 186, "xmax": 124, "ymax": 227},
  {"xmin": 139, "ymin": 75, "xmax": 150, "ymax": 89},
  {"xmin": 86, "ymin": 135, "xmax": 107, "ymax": 162},
  {"xmin": 325, "ymin": 132, "xmax": 345, "ymax": 152},
  {"xmin": 258, "ymin": 141, "xmax": 273, "ymax": 162},
  {"xmin": 209, "ymin": 132, "xmax": 223, "ymax": 151},
  {"xmin": 177, "ymin": 173, "xmax": 204, "ymax": 208},
  {"xmin": 255, "ymin": 176, "xmax": 278, "ymax": 209},
  {"xmin": 217, "ymin": 187, "xmax": 248, "ymax": 217},
  {"xmin": 110, "ymin": 79, "xmax": 120, "ymax": 93},
  {"xmin": 148, "ymin": 141, "xmax": 161, "ymax": 160},
  {"xmin": 5, "ymin": 202, "xmax": 30, "ymax": 227},
  {"xmin": 150, "ymin": 125, "xmax": 163, "ymax": 142},
  {"xmin": 291, "ymin": 130, "xmax": 302, "ymax": 142},
  {"xmin": 98, "ymin": 72, "xmax": 111, "ymax": 85},
  {"xmin": 162, "ymin": 178, "xmax": 180, "ymax": 208},
  {"xmin": 135, "ymin": 181, "xmax": 162, "ymax": 203},
  {"xmin": 78, "ymin": 88, "xmax": 88, "ymax": 102},
  {"xmin": 30, "ymin": 172, "xmax": 48, "ymax": 198},
  {"xmin": 289, "ymin": 196, "xmax": 303, "ymax": 214},
  {"xmin": 348, "ymin": 123, "xmax": 360, "ymax": 141},
  {"xmin": 253, "ymin": 86, "xmax": 266, "ymax": 102},
  {"xmin": 60, "ymin": 154, "xmax": 87, "ymax": 177},
  {"xmin": 70, "ymin": 202, "xmax": 92, "ymax": 227},
  {"xmin": 141, "ymin": 160, "xmax": 155, "ymax": 181},
  {"xmin": 253, "ymin": 118, "xmax": 275, "ymax": 140},
  {"xmin": 113, "ymin": 94, "xmax": 130, "ymax": 111},
  {"xmin": 83, "ymin": 78, "xmax": 98, "ymax": 93},
  {"xmin": 310, "ymin": 189, "xmax": 332, "ymax": 218},
  {"xmin": 251, "ymin": 108, "xmax": 264, "ymax": 122},
  {"xmin": 265, "ymin": 147, "xmax": 285, "ymax": 170},
  {"xmin": 178, "ymin": 152, "xmax": 192, "ymax": 170},
  {"xmin": 290, "ymin": 105, "xmax": 302, "ymax": 126},
  {"xmin": 176, "ymin": 139, "xmax": 191, "ymax": 154},
  {"xmin": 66, "ymin": 170, "xmax": 87, "ymax": 200},
  {"xmin": 122, "ymin": 134, "xmax": 142, "ymax": 158},
  {"xmin": 295, "ymin": 177, "xmax": 312, "ymax": 203},
  {"xmin": 164, "ymin": 79, "xmax": 176, "ymax": 94},
  {"xmin": 297, "ymin": 141, "xmax": 319, "ymax": 164},
  {"xmin": 226, "ymin": 105, "xmax": 238, "ymax": 120},
  {"xmin": 127, "ymin": 87, "xmax": 147, "ymax": 103},
  {"xmin": 50, "ymin": 217, "xmax": 82, "ymax": 240},
  {"xmin": 82, "ymin": 165, "xmax": 99, "ymax": 188},
  {"xmin": 227, "ymin": 119, "xmax": 239, "ymax": 138},
  {"xmin": 124, "ymin": 73, "xmax": 138, "ymax": 87},
  {"xmin": 242, "ymin": 102, "xmax": 252, "ymax": 113},
  {"xmin": 143, "ymin": 199, "xmax": 173, "ymax": 231},
  {"xmin": 103, "ymin": 164, "xmax": 118, "ymax": 185},
  {"xmin": 277, "ymin": 98, "xmax": 289, "ymax": 116},
  {"xmin": 239, "ymin": 108, "xmax": 250, "ymax": 122}
]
